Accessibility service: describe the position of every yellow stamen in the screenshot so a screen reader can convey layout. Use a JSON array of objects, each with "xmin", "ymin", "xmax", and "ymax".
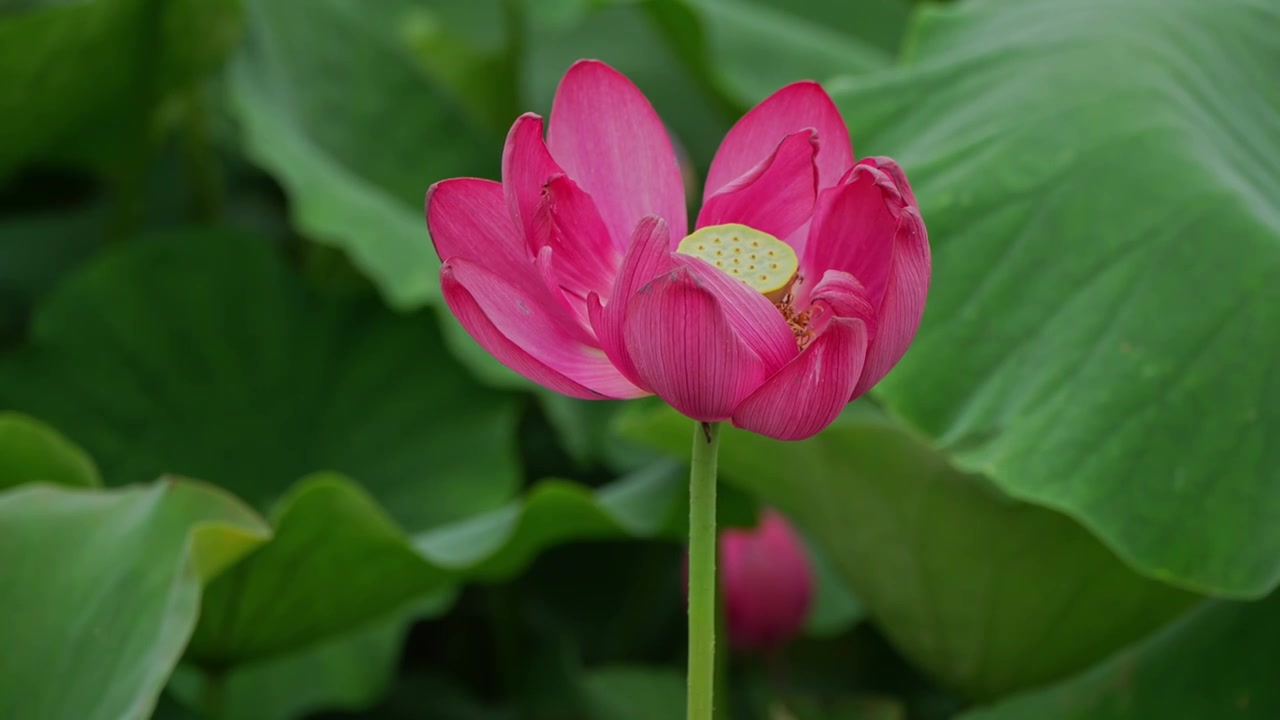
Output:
[
  {"xmin": 675, "ymin": 224, "xmax": 798, "ymax": 301},
  {"xmin": 775, "ymin": 288, "xmax": 816, "ymax": 350}
]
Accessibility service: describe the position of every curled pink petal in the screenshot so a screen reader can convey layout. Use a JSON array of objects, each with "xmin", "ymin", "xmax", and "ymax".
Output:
[
  {"xmin": 705, "ymin": 81, "xmax": 853, "ymax": 198},
  {"xmin": 588, "ymin": 216, "xmax": 674, "ymax": 388},
  {"xmin": 535, "ymin": 175, "xmax": 621, "ymax": 301},
  {"xmin": 860, "ymin": 155, "xmax": 919, "ymax": 208},
  {"xmin": 696, "ymin": 130, "xmax": 819, "ymax": 243},
  {"xmin": 816, "ymin": 156, "xmax": 931, "ymax": 397},
  {"xmin": 799, "ymin": 164, "xmax": 900, "ymax": 307},
  {"xmin": 548, "ymin": 60, "xmax": 688, "ymax": 249},
  {"xmin": 428, "ymin": 177, "xmax": 588, "ymax": 342},
  {"xmin": 732, "ymin": 317, "xmax": 868, "ymax": 440},
  {"xmin": 808, "ymin": 269, "xmax": 876, "ymax": 336},
  {"xmin": 532, "ymin": 245, "xmax": 594, "ymax": 339},
  {"xmin": 503, "ymin": 114, "xmax": 619, "ymax": 301},
  {"xmin": 719, "ymin": 510, "xmax": 815, "ymax": 651},
  {"xmin": 446, "ymin": 258, "xmax": 646, "ymax": 399},
  {"xmin": 623, "ymin": 266, "xmax": 770, "ymax": 421},
  {"xmin": 855, "ymin": 199, "xmax": 930, "ymax": 397},
  {"xmin": 502, "ymin": 113, "xmax": 561, "ymax": 244},
  {"xmin": 442, "ymin": 266, "xmax": 600, "ymax": 400},
  {"xmin": 676, "ymin": 256, "xmax": 797, "ymax": 372},
  {"xmin": 426, "ymin": 178, "xmax": 528, "ymax": 276}
]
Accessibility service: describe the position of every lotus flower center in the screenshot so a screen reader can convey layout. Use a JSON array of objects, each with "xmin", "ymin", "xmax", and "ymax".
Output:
[{"xmin": 675, "ymin": 223, "xmax": 799, "ymax": 301}]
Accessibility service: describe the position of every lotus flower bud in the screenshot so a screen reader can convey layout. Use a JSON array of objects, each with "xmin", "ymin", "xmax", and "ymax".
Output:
[{"xmin": 719, "ymin": 510, "xmax": 814, "ymax": 652}]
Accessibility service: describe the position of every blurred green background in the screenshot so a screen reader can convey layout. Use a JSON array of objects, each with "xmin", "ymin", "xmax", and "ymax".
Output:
[{"xmin": 1, "ymin": 0, "xmax": 1278, "ymax": 718}]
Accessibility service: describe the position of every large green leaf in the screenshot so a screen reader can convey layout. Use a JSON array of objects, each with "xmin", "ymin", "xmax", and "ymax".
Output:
[
  {"xmin": 832, "ymin": 0, "xmax": 1280, "ymax": 596},
  {"xmin": 963, "ymin": 593, "xmax": 1280, "ymax": 720},
  {"xmin": 0, "ymin": 0, "xmax": 240, "ymax": 174},
  {"xmin": 0, "ymin": 480, "xmax": 269, "ymax": 720},
  {"xmin": 741, "ymin": 0, "xmax": 910, "ymax": 57},
  {"xmin": 619, "ymin": 405, "xmax": 1196, "ymax": 697},
  {"xmin": 0, "ymin": 229, "xmax": 521, "ymax": 532},
  {"xmin": 581, "ymin": 666, "xmax": 686, "ymax": 720},
  {"xmin": 786, "ymin": 697, "xmax": 905, "ymax": 720},
  {"xmin": 802, "ymin": 535, "xmax": 864, "ymax": 638},
  {"xmin": 643, "ymin": 0, "xmax": 905, "ymax": 110},
  {"xmin": 0, "ymin": 201, "xmax": 103, "ymax": 339},
  {"xmin": 414, "ymin": 460, "xmax": 687, "ymax": 578},
  {"xmin": 171, "ymin": 605, "xmax": 428, "ymax": 720},
  {"xmin": 0, "ymin": 412, "xmax": 99, "ymax": 490},
  {"xmin": 228, "ymin": 0, "xmax": 498, "ymax": 309},
  {"xmin": 524, "ymin": 0, "xmax": 906, "ymax": 173},
  {"xmin": 215, "ymin": 618, "xmax": 404, "ymax": 720},
  {"xmin": 523, "ymin": 0, "xmax": 732, "ymax": 174},
  {"xmin": 189, "ymin": 474, "xmax": 445, "ymax": 666},
  {"xmin": 189, "ymin": 461, "xmax": 686, "ymax": 666},
  {"xmin": 537, "ymin": 393, "xmax": 663, "ymax": 472},
  {"xmin": 399, "ymin": 0, "xmax": 519, "ymax": 136}
]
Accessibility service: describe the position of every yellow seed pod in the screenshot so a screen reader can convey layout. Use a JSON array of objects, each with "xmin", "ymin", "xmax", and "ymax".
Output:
[{"xmin": 675, "ymin": 223, "xmax": 799, "ymax": 301}]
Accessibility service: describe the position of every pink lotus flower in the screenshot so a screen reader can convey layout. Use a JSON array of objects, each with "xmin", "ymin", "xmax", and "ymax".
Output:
[
  {"xmin": 720, "ymin": 510, "xmax": 815, "ymax": 652},
  {"xmin": 427, "ymin": 60, "xmax": 928, "ymax": 440}
]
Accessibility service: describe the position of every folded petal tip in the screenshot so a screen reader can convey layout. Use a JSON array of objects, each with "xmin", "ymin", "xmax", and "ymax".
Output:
[
  {"xmin": 502, "ymin": 113, "xmax": 546, "ymax": 151},
  {"xmin": 706, "ymin": 78, "xmax": 852, "ymax": 196},
  {"xmin": 563, "ymin": 58, "xmax": 626, "ymax": 79},
  {"xmin": 550, "ymin": 57, "xmax": 688, "ymax": 248},
  {"xmin": 424, "ymin": 180, "xmax": 440, "ymax": 215}
]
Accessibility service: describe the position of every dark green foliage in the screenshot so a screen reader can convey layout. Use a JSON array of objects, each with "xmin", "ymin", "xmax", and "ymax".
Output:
[{"xmin": 0, "ymin": 0, "xmax": 1276, "ymax": 718}]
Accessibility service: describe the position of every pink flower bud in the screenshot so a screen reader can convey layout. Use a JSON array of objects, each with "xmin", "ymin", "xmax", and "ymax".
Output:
[{"xmin": 719, "ymin": 510, "xmax": 814, "ymax": 652}]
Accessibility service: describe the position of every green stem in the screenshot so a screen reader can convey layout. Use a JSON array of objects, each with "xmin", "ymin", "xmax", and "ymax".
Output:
[
  {"xmin": 714, "ymin": 593, "xmax": 731, "ymax": 720},
  {"xmin": 687, "ymin": 420, "xmax": 722, "ymax": 720}
]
